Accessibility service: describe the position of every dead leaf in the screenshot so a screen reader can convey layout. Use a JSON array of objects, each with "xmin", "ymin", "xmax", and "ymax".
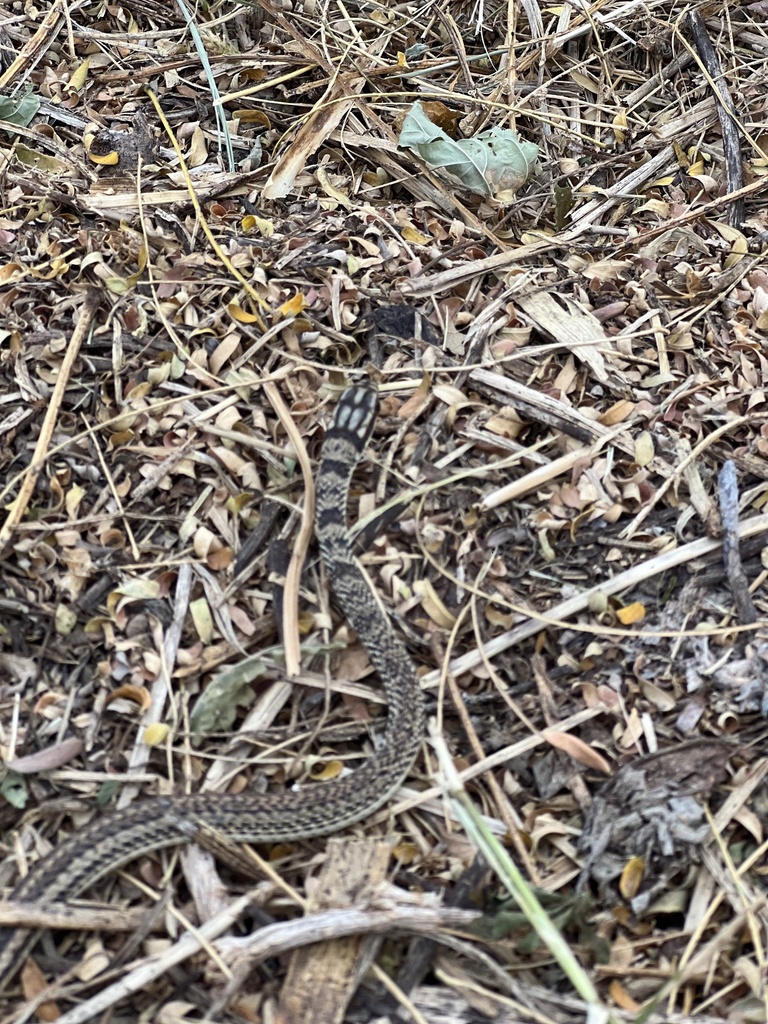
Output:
[
  {"xmin": 6, "ymin": 737, "xmax": 84, "ymax": 774},
  {"xmin": 542, "ymin": 730, "xmax": 612, "ymax": 773}
]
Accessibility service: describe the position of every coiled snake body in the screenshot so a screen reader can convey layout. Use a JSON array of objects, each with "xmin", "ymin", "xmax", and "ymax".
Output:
[{"xmin": 0, "ymin": 385, "xmax": 425, "ymax": 991}]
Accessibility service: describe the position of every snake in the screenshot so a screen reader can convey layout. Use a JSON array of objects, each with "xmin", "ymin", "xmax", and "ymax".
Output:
[{"xmin": 0, "ymin": 384, "xmax": 425, "ymax": 992}]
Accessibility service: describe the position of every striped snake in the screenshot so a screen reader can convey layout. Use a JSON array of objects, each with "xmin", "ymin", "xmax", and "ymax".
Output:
[{"xmin": 0, "ymin": 384, "xmax": 425, "ymax": 992}]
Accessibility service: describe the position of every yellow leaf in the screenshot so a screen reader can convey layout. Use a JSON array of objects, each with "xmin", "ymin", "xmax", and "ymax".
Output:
[
  {"xmin": 228, "ymin": 302, "xmax": 261, "ymax": 324},
  {"xmin": 190, "ymin": 596, "xmax": 214, "ymax": 644},
  {"xmin": 241, "ymin": 213, "xmax": 274, "ymax": 236},
  {"xmin": 616, "ymin": 602, "xmax": 646, "ymax": 625},
  {"xmin": 65, "ymin": 484, "xmax": 85, "ymax": 518},
  {"xmin": 226, "ymin": 492, "xmax": 254, "ymax": 514},
  {"xmin": 0, "ymin": 262, "xmax": 23, "ymax": 281},
  {"xmin": 143, "ymin": 722, "xmax": 171, "ymax": 746},
  {"xmin": 16, "ymin": 145, "xmax": 69, "ymax": 172},
  {"xmin": 634, "ymin": 430, "xmax": 654, "ymax": 466},
  {"xmin": 89, "ymin": 147, "xmax": 119, "ymax": 166},
  {"xmin": 673, "ymin": 141, "xmax": 688, "ymax": 168},
  {"xmin": 67, "ymin": 56, "xmax": 91, "ymax": 92},
  {"xmin": 520, "ymin": 229, "xmax": 554, "ymax": 244},
  {"xmin": 55, "ymin": 604, "xmax": 77, "ymax": 635},
  {"xmin": 613, "ymin": 108, "xmax": 627, "ymax": 144},
  {"xmin": 115, "ymin": 578, "xmax": 160, "ymax": 600},
  {"xmin": 413, "ymin": 579, "xmax": 456, "ymax": 629},
  {"xmin": 316, "ymin": 164, "xmax": 352, "ymax": 209},
  {"xmin": 311, "ymin": 759, "xmax": 344, "ymax": 781},
  {"xmin": 619, "ymin": 856, "xmax": 645, "ymax": 899},
  {"xmin": 645, "ymin": 888, "xmax": 689, "ymax": 914},
  {"xmin": 636, "ymin": 199, "xmax": 670, "ymax": 217},
  {"xmin": 569, "ymin": 69, "xmax": 598, "ymax": 93},
  {"xmin": 392, "ymin": 841, "xmax": 419, "ymax": 863},
  {"xmin": 712, "ymin": 221, "xmax": 748, "ymax": 247},
  {"xmin": 279, "ymin": 292, "xmax": 306, "ymax": 318},
  {"xmin": 104, "ymin": 275, "xmax": 129, "ymax": 293},
  {"xmin": 727, "ymin": 230, "xmax": 748, "ymax": 260},
  {"xmin": 126, "ymin": 381, "xmax": 153, "ymax": 399},
  {"xmin": 650, "ymin": 174, "xmax": 675, "ymax": 187},
  {"xmin": 401, "ymin": 225, "xmax": 431, "ymax": 244}
]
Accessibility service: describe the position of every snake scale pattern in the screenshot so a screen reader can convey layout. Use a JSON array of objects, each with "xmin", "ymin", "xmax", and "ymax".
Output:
[{"xmin": 0, "ymin": 384, "xmax": 425, "ymax": 992}]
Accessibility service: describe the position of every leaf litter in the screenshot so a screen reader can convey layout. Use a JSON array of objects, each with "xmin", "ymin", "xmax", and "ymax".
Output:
[{"xmin": 0, "ymin": 0, "xmax": 768, "ymax": 1020}]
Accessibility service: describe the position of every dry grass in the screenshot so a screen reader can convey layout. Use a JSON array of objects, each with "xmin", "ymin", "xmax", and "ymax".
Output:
[{"xmin": 1, "ymin": 0, "xmax": 768, "ymax": 1019}]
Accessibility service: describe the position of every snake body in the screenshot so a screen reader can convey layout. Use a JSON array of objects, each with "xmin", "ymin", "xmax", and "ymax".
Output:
[{"xmin": 0, "ymin": 384, "xmax": 425, "ymax": 991}]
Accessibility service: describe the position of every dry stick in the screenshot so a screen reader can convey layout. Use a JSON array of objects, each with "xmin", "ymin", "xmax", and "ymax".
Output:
[
  {"xmin": 0, "ymin": 289, "xmax": 101, "ymax": 553},
  {"xmin": 718, "ymin": 461, "xmax": 757, "ymax": 625},
  {"xmin": 683, "ymin": 11, "xmax": 745, "ymax": 228},
  {"xmin": 41, "ymin": 903, "xmax": 477, "ymax": 1024},
  {"xmin": 255, "ymin": 0, "xmax": 500, "ymax": 242},
  {"xmin": 0, "ymin": 0, "xmax": 63, "ymax": 89},
  {"xmin": 399, "ymin": 146, "xmax": 676, "ymax": 298},
  {"xmin": 401, "ymin": 155, "xmax": 768, "ymax": 299},
  {"xmin": 418, "ymin": 513, "xmax": 768, "ymax": 691},
  {"xmin": 19, "ymin": 891, "xmax": 256, "ymax": 1024},
  {"xmin": 621, "ymin": 411, "xmax": 768, "ymax": 539},
  {"xmin": 116, "ymin": 562, "xmax": 193, "ymax": 811},
  {"xmin": 263, "ymin": 381, "xmax": 314, "ymax": 678},
  {"xmin": 0, "ymin": 902, "xmax": 157, "ymax": 933}
]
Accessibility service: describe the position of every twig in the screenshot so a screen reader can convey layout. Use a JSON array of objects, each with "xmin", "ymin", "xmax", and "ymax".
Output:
[
  {"xmin": 0, "ymin": 289, "xmax": 100, "ymax": 553},
  {"xmin": 263, "ymin": 381, "xmax": 314, "ymax": 677},
  {"xmin": 116, "ymin": 561, "xmax": 193, "ymax": 810},
  {"xmin": 417, "ymin": 512, "xmax": 768, "ymax": 690},
  {"xmin": 718, "ymin": 460, "xmax": 757, "ymax": 624},
  {"xmin": 0, "ymin": 902, "xmax": 157, "ymax": 932},
  {"xmin": 25, "ymin": 891, "xmax": 257, "ymax": 1024},
  {"xmin": 683, "ymin": 11, "xmax": 745, "ymax": 227}
]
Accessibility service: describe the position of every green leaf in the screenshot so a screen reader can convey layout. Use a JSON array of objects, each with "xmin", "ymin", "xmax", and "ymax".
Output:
[
  {"xmin": 553, "ymin": 183, "xmax": 574, "ymax": 230},
  {"xmin": 0, "ymin": 91, "xmax": 41, "ymax": 127},
  {"xmin": 1, "ymin": 771, "xmax": 28, "ymax": 809},
  {"xmin": 189, "ymin": 655, "xmax": 268, "ymax": 736},
  {"xmin": 399, "ymin": 101, "xmax": 539, "ymax": 198},
  {"xmin": 97, "ymin": 780, "xmax": 123, "ymax": 807}
]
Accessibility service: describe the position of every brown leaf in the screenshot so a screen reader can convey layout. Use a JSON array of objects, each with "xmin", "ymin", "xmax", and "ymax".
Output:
[
  {"xmin": 609, "ymin": 979, "xmax": 641, "ymax": 1012},
  {"xmin": 105, "ymin": 684, "xmax": 152, "ymax": 711},
  {"xmin": 21, "ymin": 958, "xmax": 60, "ymax": 1020},
  {"xmin": 542, "ymin": 730, "xmax": 612, "ymax": 773},
  {"xmin": 6, "ymin": 737, "xmax": 84, "ymax": 774}
]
